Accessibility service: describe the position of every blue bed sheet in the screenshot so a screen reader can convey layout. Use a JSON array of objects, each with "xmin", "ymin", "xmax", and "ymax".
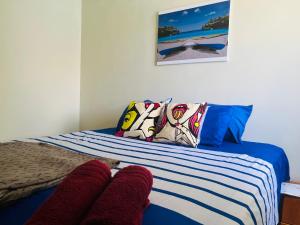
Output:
[{"xmin": 0, "ymin": 128, "xmax": 289, "ymax": 225}]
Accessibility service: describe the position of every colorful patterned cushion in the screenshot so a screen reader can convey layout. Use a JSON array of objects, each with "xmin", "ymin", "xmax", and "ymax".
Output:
[
  {"xmin": 154, "ymin": 103, "xmax": 207, "ymax": 147},
  {"xmin": 115, "ymin": 101, "xmax": 165, "ymax": 141},
  {"xmin": 116, "ymin": 98, "xmax": 173, "ymax": 131}
]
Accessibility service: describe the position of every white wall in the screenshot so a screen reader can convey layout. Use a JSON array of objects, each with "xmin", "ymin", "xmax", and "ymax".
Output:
[
  {"xmin": 0, "ymin": 0, "xmax": 82, "ymax": 141},
  {"xmin": 80, "ymin": 0, "xmax": 300, "ymax": 180}
]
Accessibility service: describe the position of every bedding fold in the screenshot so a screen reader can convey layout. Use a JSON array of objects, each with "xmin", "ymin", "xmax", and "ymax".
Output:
[{"xmin": 0, "ymin": 141, "xmax": 119, "ymax": 207}]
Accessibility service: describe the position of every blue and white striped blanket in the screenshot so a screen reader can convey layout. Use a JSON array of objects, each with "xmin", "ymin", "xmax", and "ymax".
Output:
[{"xmin": 32, "ymin": 131, "xmax": 278, "ymax": 225}]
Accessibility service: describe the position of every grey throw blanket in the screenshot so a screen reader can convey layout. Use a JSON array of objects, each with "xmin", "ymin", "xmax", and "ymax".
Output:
[{"xmin": 0, "ymin": 141, "xmax": 119, "ymax": 207}]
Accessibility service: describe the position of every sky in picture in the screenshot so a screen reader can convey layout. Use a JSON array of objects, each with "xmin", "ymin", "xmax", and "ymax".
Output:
[{"xmin": 159, "ymin": 1, "xmax": 230, "ymax": 32}]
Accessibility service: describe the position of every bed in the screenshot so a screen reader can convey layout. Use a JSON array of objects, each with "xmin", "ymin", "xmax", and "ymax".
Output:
[{"xmin": 0, "ymin": 128, "xmax": 290, "ymax": 225}]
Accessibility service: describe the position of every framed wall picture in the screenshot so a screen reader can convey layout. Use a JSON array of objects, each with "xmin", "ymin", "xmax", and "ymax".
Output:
[{"xmin": 157, "ymin": 0, "xmax": 231, "ymax": 65}]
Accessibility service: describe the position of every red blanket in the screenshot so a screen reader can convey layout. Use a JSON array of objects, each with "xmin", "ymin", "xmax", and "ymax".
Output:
[
  {"xmin": 81, "ymin": 165, "xmax": 153, "ymax": 225},
  {"xmin": 25, "ymin": 160, "xmax": 111, "ymax": 225}
]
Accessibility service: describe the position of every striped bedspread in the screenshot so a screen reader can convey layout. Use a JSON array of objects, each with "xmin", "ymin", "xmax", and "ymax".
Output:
[{"xmin": 32, "ymin": 131, "xmax": 278, "ymax": 225}]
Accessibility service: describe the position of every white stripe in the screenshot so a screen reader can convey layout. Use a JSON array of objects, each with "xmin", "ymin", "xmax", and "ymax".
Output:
[
  {"xmin": 38, "ymin": 136, "xmax": 273, "ymax": 225},
  {"xmin": 80, "ymin": 131, "xmax": 278, "ymax": 223},
  {"xmin": 56, "ymin": 134, "xmax": 273, "ymax": 216},
  {"xmin": 41, "ymin": 136, "xmax": 268, "ymax": 224},
  {"xmin": 72, "ymin": 131, "xmax": 276, "ymax": 219},
  {"xmin": 114, "ymin": 166, "xmax": 241, "ymax": 225},
  {"xmin": 117, "ymin": 162, "xmax": 262, "ymax": 225},
  {"xmin": 68, "ymin": 133, "xmax": 269, "ymax": 178},
  {"xmin": 150, "ymin": 191, "xmax": 240, "ymax": 225},
  {"xmin": 74, "ymin": 132, "xmax": 276, "ymax": 192},
  {"xmin": 33, "ymin": 132, "xmax": 279, "ymax": 225}
]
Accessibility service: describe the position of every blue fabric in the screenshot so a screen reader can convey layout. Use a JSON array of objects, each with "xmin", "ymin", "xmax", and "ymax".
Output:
[
  {"xmin": 116, "ymin": 106, "xmax": 128, "ymax": 131},
  {"xmin": 0, "ymin": 127, "xmax": 289, "ymax": 225},
  {"xmin": 208, "ymin": 104, "xmax": 253, "ymax": 144},
  {"xmin": 143, "ymin": 204, "xmax": 202, "ymax": 225},
  {"xmin": 201, "ymin": 140, "xmax": 290, "ymax": 201},
  {"xmin": 0, "ymin": 187, "xmax": 56, "ymax": 225},
  {"xmin": 226, "ymin": 105, "xmax": 253, "ymax": 143},
  {"xmin": 200, "ymin": 106, "xmax": 233, "ymax": 146}
]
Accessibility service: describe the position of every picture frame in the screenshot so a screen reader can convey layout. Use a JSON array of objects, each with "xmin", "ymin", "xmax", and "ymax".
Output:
[{"xmin": 157, "ymin": 0, "xmax": 231, "ymax": 65}]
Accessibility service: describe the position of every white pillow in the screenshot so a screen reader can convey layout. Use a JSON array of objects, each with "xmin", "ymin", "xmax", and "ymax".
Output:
[{"xmin": 154, "ymin": 102, "xmax": 207, "ymax": 147}]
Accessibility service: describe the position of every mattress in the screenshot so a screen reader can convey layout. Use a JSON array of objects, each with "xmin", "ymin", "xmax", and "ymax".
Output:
[{"xmin": 0, "ymin": 128, "xmax": 290, "ymax": 225}]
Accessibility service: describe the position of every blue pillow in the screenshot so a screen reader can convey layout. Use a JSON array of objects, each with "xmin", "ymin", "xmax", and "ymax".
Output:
[
  {"xmin": 203, "ymin": 104, "xmax": 253, "ymax": 145},
  {"xmin": 225, "ymin": 105, "xmax": 253, "ymax": 143},
  {"xmin": 200, "ymin": 106, "xmax": 233, "ymax": 147}
]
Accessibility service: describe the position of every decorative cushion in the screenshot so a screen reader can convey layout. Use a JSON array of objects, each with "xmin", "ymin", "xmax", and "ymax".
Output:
[
  {"xmin": 115, "ymin": 101, "xmax": 165, "ymax": 141},
  {"xmin": 144, "ymin": 97, "xmax": 173, "ymax": 104},
  {"xmin": 116, "ymin": 98, "xmax": 172, "ymax": 131},
  {"xmin": 154, "ymin": 103, "xmax": 207, "ymax": 147}
]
